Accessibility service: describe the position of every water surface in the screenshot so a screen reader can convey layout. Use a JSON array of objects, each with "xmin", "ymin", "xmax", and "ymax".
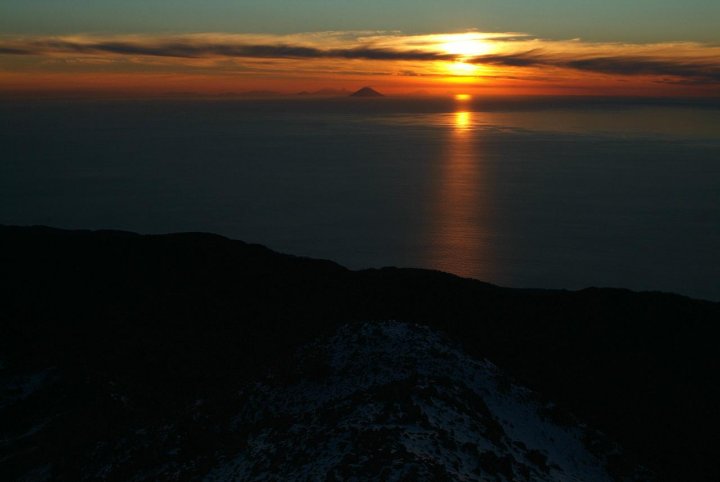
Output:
[{"xmin": 2, "ymin": 96, "xmax": 719, "ymax": 300}]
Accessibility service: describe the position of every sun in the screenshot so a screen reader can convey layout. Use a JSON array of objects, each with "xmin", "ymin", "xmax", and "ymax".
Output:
[
  {"xmin": 442, "ymin": 39, "xmax": 491, "ymax": 58},
  {"xmin": 439, "ymin": 34, "xmax": 491, "ymax": 77}
]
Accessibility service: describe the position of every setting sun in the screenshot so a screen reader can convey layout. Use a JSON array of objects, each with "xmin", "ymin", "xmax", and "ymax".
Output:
[
  {"xmin": 441, "ymin": 37, "xmax": 491, "ymax": 58},
  {"xmin": 438, "ymin": 34, "xmax": 491, "ymax": 78}
]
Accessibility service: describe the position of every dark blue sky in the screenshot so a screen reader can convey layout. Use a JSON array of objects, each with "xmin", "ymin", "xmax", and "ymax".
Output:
[{"xmin": 2, "ymin": 0, "xmax": 718, "ymax": 42}]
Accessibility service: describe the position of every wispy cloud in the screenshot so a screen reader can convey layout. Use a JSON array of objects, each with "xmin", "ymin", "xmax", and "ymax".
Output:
[
  {"xmin": 0, "ymin": 38, "xmax": 453, "ymax": 61},
  {"xmin": 470, "ymin": 50, "xmax": 720, "ymax": 83},
  {"xmin": 2, "ymin": 31, "xmax": 719, "ymax": 86}
]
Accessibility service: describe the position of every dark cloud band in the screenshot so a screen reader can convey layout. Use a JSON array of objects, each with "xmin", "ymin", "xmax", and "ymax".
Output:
[
  {"xmin": 472, "ymin": 50, "xmax": 720, "ymax": 83},
  {"xmin": 2, "ymin": 39, "xmax": 454, "ymax": 62},
  {"xmin": 2, "ymin": 37, "xmax": 719, "ymax": 83}
]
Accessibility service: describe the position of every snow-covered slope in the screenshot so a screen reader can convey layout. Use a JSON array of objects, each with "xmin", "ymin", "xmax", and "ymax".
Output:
[{"xmin": 208, "ymin": 321, "xmax": 646, "ymax": 481}]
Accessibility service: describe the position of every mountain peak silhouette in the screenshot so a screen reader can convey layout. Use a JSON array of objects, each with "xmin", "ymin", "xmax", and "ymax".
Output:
[{"xmin": 350, "ymin": 86, "xmax": 384, "ymax": 97}]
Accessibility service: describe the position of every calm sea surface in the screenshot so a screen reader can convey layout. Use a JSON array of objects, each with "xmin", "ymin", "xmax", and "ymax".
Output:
[{"xmin": 2, "ymin": 96, "xmax": 720, "ymax": 300}]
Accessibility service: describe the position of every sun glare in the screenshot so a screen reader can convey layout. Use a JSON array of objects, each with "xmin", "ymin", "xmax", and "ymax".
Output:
[
  {"xmin": 439, "ymin": 35, "xmax": 490, "ymax": 77},
  {"xmin": 454, "ymin": 94, "xmax": 472, "ymax": 101},
  {"xmin": 448, "ymin": 61, "xmax": 479, "ymax": 76},
  {"xmin": 442, "ymin": 39, "xmax": 490, "ymax": 58}
]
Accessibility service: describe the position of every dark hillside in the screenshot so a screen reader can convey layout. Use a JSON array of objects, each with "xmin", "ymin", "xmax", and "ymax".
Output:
[{"xmin": 1, "ymin": 226, "xmax": 718, "ymax": 480}]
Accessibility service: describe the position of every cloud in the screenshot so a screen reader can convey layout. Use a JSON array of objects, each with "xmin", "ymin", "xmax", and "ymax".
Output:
[
  {"xmin": 0, "ymin": 47, "xmax": 32, "ymax": 55},
  {"xmin": 562, "ymin": 57, "xmax": 720, "ymax": 82},
  {"xmin": 472, "ymin": 50, "xmax": 720, "ymax": 83},
  {"xmin": 1, "ymin": 32, "xmax": 719, "ymax": 84},
  {"xmin": 0, "ymin": 36, "xmax": 454, "ymax": 62}
]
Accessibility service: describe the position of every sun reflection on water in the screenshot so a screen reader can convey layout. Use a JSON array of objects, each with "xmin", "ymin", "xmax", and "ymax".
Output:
[
  {"xmin": 424, "ymin": 103, "xmax": 495, "ymax": 280},
  {"xmin": 454, "ymin": 111, "xmax": 471, "ymax": 129}
]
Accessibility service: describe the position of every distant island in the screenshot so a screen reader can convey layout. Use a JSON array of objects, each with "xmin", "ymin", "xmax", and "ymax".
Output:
[{"xmin": 350, "ymin": 86, "xmax": 384, "ymax": 97}]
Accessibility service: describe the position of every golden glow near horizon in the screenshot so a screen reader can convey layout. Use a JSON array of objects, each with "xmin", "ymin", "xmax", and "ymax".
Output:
[
  {"xmin": 453, "ymin": 90, "xmax": 473, "ymax": 130},
  {"xmin": 447, "ymin": 61, "xmax": 480, "ymax": 76},
  {"xmin": 1, "ymin": 30, "xmax": 719, "ymax": 96}
]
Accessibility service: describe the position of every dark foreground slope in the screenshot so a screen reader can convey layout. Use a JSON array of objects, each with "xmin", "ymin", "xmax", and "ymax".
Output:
[
  {"xmin": 207, "ymin": 321, "xmax": 644, "ymax": 481},
  {"xmin": 1, "ymin": 226, "xmax": 719, "ymax": 480}
]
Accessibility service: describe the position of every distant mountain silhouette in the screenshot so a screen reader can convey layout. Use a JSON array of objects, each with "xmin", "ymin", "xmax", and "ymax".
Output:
[
  {"xmin": 234, "ymin": 90, "xmax": 282, "ymax": 97},
  {"xmin": 350, "ymin": 86, "xmax": 384, "ymax": 97},
  {"xmin": 297, "ymin": 88, "xmax": 350, "ymax": 97},
  {"xmin": 168, "ymin": 90, "xmax": 283, "ymax": 98}
]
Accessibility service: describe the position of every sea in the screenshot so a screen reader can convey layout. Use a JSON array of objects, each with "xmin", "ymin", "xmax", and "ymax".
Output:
[{"xmin": 2, "ymin": 95, "xmax": 719, "ymax": 301}]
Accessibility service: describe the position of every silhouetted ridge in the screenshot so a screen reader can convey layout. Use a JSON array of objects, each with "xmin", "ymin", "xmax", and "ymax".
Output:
[
  {"xmin": 350, "ymin": 86, "xmax": 384, "ymax": 97},
  {"xmin": 1, "ymin": 225, "xmax": 719, "ymax": 481}
]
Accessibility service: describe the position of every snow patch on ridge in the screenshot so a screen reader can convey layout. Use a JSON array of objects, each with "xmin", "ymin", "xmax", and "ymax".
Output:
[{"xmin": 207, "ymin": 321, "xmax": 632, "ymax": 481}]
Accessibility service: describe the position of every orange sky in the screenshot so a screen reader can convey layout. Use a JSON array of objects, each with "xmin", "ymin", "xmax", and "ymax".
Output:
[{"xmin": 1, "ymin": 31, "xmax": 719, "ymax": 96}]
